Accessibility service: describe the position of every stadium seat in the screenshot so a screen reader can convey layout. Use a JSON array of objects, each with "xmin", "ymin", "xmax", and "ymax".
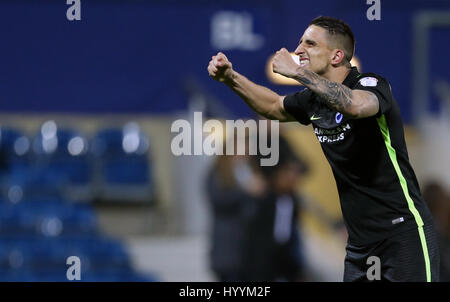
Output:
[
  {"xmin": 0, "ymin": 235, "xmax": 156, "ymax": 282},
  {"xmin": 0, "ymin": 126, "xmax": 33, "ymax": 202},
  {"xmin": 91, "ymin": 122, "xmax": 154, "ymax": 203},
  {"xmin": 0, "ymin": 124, "xmax": 153, "ymax": 282},
  {"xmin": 0, "ymin": 199, "xmax": 98, "ymax": 236},
  {"xmin": 31, "ymin": 121, "xmax": 93, "ymax": 202}
]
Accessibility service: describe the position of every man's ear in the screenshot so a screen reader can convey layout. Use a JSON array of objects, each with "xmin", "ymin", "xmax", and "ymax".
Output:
[{"xmin": 331, "ymin": 49, "xmax": 345, "ymax": 65}]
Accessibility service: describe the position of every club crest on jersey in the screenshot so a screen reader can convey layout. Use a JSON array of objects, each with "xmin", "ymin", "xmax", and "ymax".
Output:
[
  {"xmin": 359, "ymin": 77, "xmax": 378, "ymax": 87},
  {"xmin": 335, "ymin": 112, "xmax": 343, "ymax": 124}
]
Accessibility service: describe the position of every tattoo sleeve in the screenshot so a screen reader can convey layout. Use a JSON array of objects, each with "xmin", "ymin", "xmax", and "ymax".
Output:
[{"xmin": 292, "ymin": 68, "xmax": 354, "ymax": 114}]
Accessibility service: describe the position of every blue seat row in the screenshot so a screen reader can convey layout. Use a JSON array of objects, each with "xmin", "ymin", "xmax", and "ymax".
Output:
[
  {"xmin": 0, "ymin": 121, "xmax": 157, "ymax": 281},
  {"xmin": 0, "ymin": 205, "xmax": 158, "ymax": 282},
  {"xmin": 0, "ymin": 269, "xmax": 158, "ymax": 282},
  {"xmin": 0, "ymin": 200, "xmax": 98, "ymax": 236},
  {"xmin": 0, "ymin": 121, "xmax": 155, "ymax": 204}
]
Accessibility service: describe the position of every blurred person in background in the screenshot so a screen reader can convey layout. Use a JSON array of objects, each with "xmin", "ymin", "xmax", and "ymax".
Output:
[
  {"xmin": 206, "ymin": 125, "xmax": 309, "ymax": 282},
  {"xmin": 242, "ymin": 126, "xmax": 309, "ymax": 281},
  {"xmin": 207, "ymin": 16, "xmax": 439, "ymax": 281},
  {"xmin": 205, "ymin": 134, "xmax": 266, "ymax": 282},
  {"xmin": 423, "ymin": 181, "xmax": 450, "ymax": 281}
]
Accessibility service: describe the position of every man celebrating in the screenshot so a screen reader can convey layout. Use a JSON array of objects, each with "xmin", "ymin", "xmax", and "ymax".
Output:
[{"xmin": 207, "ymin": 16, "xmax": 439, "ymax": 282}]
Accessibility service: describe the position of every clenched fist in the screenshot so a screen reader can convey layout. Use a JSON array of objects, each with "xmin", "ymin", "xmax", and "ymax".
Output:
[
  {"xmin": 272, "ymin": 48, "xmax": 299, "ymax": 78},
  {"xmin": 207, "ymin": 52, "xmax": 234, "ymax": 83}
]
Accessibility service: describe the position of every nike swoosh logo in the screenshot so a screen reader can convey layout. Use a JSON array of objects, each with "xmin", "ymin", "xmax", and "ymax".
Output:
[{"xmin": 310, "ymin": 114, "xmax": 321, "ymax": 121}]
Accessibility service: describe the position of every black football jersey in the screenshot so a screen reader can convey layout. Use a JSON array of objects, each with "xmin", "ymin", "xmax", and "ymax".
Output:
[{"xmin": 284, "ymin": 67, "xmax": 433, "ymax": 245}]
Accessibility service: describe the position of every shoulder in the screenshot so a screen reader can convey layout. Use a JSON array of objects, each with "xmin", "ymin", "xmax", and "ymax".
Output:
[
  {"xmin": 284, "ymin": 88, "xmax": 313, "ymax": 107},
  {"xmin": 356, "ymin": 72, "xmax": 391, "ymax": 90},
  {"xmin": 355, "ymin": 72, "xmax": 395, "ymax": 116},
  {"xmin": 285, "ymin": 87, "xmax": 315, "ymax": 109},
  {"xmin": 283, "ymin": 88, "xmax": 314, "ymax": 125}
]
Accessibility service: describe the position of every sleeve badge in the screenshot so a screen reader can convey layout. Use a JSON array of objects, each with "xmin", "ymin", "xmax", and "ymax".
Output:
[{"xmin": 358, "ymin": 77, "xmax": 378, "ymax": 87}]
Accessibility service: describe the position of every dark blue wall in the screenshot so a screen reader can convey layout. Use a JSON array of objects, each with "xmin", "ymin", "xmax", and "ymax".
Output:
[{"xmin": 0, "ymin": 0, "xmax": 449, "ymax": 123}]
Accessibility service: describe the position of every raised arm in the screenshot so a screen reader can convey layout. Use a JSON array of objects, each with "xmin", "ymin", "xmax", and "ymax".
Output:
[
  {"xmin": 207, "ymin": 52, "xmax": 295, "ymax": 122},
  {"xmin": 291, "ymin": 69, "xmax": 379, "ymax": 119},
  {"xmin": 272, "ymin": 48, "xmax": 379, "ymax": 119}
]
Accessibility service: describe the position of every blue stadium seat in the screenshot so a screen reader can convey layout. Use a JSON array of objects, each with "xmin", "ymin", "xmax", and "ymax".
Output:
[
  {"xmin": 92, "ymin": 122, "xmax": 155, "ymax": 203},
  {"xmin": 0, "ymin": 124, "xmax": 153, "ymax": 282},
  {"xmin": 6, "ymin": 167, "xmax": 67, "ymax": 202},
  {"xmin": 0, "ymin": 235, "xmax": 157, "ymax": 282},
  {"xmin": 31, "ymin": 121, "xmax": 93, "ymax": 202},
  {"xmin": 61, "ymin": 236, "xmax": 132, "ymax": 271},
  {"xmin": 0, "ymin": 127, "xmax": 31, "ymax": 166},
  {"xmin": 0, "ymin": 127, "xmax": 33, "ymax": 201},
  {"xmin": 0, "ymin": 200, "xmax": 98, "ymax": 236}
]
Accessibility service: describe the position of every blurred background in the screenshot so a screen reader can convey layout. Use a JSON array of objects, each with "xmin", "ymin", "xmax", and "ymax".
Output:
[{"xmin": 0, "ymin": 0, "xmax": 448, "ymax": 281}]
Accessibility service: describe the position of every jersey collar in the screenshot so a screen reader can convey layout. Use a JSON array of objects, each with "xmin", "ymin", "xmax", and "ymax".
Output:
[{"xmin": 342, "ymin": 66, "xmax": 360, "ymax": 88}]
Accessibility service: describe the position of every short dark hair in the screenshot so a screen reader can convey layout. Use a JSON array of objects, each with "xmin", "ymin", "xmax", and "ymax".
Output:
[{"xmin": 309, "ymin": 16, "xmax": 355, "ymax": 64}]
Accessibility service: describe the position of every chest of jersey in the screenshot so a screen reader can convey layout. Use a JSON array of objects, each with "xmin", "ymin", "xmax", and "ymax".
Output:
[{"xmin": 308, "ymin": 100, "xmax": 354, "ymax": 145}]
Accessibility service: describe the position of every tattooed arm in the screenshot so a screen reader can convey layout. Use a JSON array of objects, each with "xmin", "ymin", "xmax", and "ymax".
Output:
[
  {"xmin": 272, "ymin": 48, "xmax": 379, "ymax": 119},
  {"xmin": 292, "ymin": 68, "xmax": 379, "ymax": 118}
]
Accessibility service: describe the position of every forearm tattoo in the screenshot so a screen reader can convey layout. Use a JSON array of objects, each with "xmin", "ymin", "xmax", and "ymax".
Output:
[{"xmin": 293, "ymin": 68, "xmax": 353, "ymax": 113}]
